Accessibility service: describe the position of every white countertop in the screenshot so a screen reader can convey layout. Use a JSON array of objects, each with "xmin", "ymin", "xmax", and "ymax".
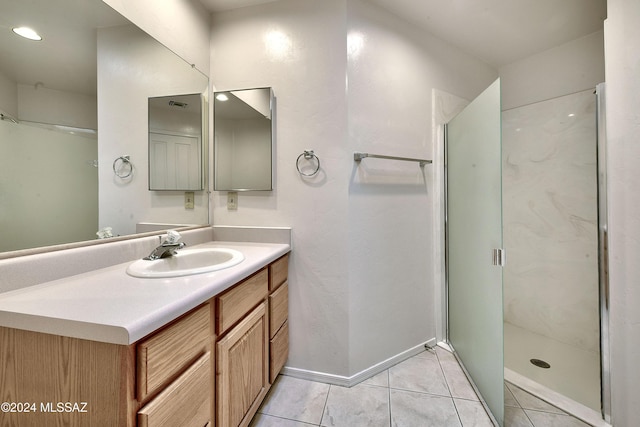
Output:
[{"xmin": 0, "ymin": 241, "xmax": 290, "ymax": 345}]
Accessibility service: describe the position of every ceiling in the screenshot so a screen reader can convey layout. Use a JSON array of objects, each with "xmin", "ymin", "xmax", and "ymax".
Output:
[
  {"xmin": 200, "ymin": 0, "xmax": 607, "ymax": 67},
  {"xmin": 0, "ymin": 0, "xmax": 606, "ymax": 100},
  {"xmin": 0, "ymin": 0, "xmax": 128, "ymax": 96}
]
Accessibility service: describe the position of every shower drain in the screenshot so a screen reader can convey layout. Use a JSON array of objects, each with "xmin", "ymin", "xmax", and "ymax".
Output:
[{"xmin": 530, "ymin": 359, "xmax": 551, "ymax": 369}]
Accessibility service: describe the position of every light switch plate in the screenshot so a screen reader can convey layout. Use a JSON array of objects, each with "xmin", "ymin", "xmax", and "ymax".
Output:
[
  {"xmin": 227, "ymin": 192, "xmax": 238, "ymax": 210},
  {"xmin": 184, "ymin": 191, "xmax": 194, "ymax": 209}
]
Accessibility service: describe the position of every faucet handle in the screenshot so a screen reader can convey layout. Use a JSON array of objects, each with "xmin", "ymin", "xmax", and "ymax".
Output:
[{"xmin": 165, "ymin": 230, "xmax": 182, "ymax": 244}]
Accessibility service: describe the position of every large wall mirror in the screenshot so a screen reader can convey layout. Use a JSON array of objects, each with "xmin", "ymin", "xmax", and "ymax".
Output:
[
  {"xmin": 0, "ymin": 0, "xmax": 209, "ymax": 255},
  {"xmin": 214, "ymin": 88, "xmax": 273, "ymax": 191},
  {"xmin": 149, "ymin": 94, "xmax": 205, "ymax": 191}
]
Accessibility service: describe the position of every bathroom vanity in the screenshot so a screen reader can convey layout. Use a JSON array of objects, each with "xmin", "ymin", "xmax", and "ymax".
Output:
[{"xmin": 0, "ymin": 241, "xmax": 289, "ymax": 427}]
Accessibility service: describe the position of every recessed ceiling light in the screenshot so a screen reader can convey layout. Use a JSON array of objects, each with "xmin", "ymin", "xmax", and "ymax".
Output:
[
  {"xmin": 12, "ymin": 27, "xmax": 42, "ymax": 41},
  {"xmin": 216, "ymin": 93, "xmax": 229, "ymax": 102}
]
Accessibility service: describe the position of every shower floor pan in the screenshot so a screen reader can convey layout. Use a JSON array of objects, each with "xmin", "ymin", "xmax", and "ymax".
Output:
[{"xmin": 504, "ymin": 322, "xmax": 602, "ymax": 424}]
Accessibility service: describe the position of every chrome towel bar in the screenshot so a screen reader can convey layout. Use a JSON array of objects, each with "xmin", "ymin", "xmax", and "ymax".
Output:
[{"xmin": 353, "ymin": 152, "xmax": 432, "ymax": 166}]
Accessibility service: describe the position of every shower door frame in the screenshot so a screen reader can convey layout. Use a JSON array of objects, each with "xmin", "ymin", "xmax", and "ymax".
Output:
[{"xmin": 596, "ymin": 82, "xmax": 611, "ymax": 423}]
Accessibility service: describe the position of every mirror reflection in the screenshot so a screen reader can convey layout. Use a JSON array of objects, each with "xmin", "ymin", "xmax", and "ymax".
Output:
[
  {"xmin": 149, "ymin": 94, "xmax": 204, "ymax": 191},
  {"xmin": 214, "ymin": 88, "xmax": 273, "ymax": 191},
  {"xmin": 0, "ymin": 0, "xmax": 209, "ymax": 254}
]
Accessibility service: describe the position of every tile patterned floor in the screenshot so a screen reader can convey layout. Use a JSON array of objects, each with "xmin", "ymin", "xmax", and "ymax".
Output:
[
  {"xmin": 504, "ymin": 382, "xmax": 591, "ymax": 427},
  {"xmin": 250, "ymin": 346, "xmax": 593, "ymax": 427}
]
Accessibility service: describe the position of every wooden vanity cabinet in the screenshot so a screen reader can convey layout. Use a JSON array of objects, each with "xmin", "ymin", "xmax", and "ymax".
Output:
[
  {"xmin": 0, "ymin": 326, "xmax": 137, "ymax": 427},
  {"xmin": 0, "ymin": 253, "xmax": 289, "ymax": 427},
  {"xmin": 215, "ymin": 253, "xmax": 290, "ymax": 427}
]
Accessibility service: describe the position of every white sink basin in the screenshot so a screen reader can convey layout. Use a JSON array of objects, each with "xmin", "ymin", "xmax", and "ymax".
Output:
[{"xmin": 126, "ymin": 248, "xmax": 244, "ymax": 278}]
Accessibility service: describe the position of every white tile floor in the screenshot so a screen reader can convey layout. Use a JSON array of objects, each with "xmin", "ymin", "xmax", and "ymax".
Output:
[
  {"xmin": 504, "ymin": 382, "xmax": 592, "ymax": 427},
  {"xmin": 250, "ymin": 347, "xmax": 593, "ymax": 427}
]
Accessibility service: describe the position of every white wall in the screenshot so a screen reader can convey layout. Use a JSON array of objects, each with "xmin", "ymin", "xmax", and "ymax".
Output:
[
  {"xmin": 17, "ymin": 84, "xmax": 96, "ymax": 130},
  {"xmin": 97, "ymin": 24, "xmax": 208, "ymax": 236},
  {"xmin": 210, "ymin": 0, "xmax": 497, "ymax": 379},
  {"xmin": 604, "ymin": 0, "xmax": 640, "ymax": 424},
  {"xmin": 101, "ymin": 0, "xmax": 210, "ymax": 76},
  {"xmin": 0, "ymin": 73, "xmax": 96, "ymax": 129},
  {"xmin": 500, "ymin": 30, "xmax": 604, "ymax": 110},
  {"xmin": 346, "ymin": 0, "xmax": 496, "ymax": 374},
  {"xmin": 0, "ymin": 71, "xmax": 17, "ymax": 118},
  {"xmin": 211, "ymin": 0, "xmax": 352, "ymax": 377}
]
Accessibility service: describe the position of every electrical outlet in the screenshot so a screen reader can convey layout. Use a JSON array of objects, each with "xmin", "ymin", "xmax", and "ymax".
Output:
[
  {"xmin": 227, "ymin": 192, "xmax": 238, "ymax": 210},
  {"xmin": 185, "ymin": 191, "xmax": 194, "ymax": 209}
]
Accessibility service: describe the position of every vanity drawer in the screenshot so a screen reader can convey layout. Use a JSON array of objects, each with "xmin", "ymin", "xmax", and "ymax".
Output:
[
  {"xmin": 269, "ymin": 281, "xmax": 288, "ymax": 338},
  {"xmin": 138, "ymin": 352, "xmax": 211, "ymax": 427},
  {"xmin": 269, "ymin": 254, "xmax": 289, "ymax": 291},
  {"xmin": 137, "ymin": 303, "xmax": 211, "ymax": 401},
  {"xmin": 217, "ymin": 268, "xmax": 268, "ymax": 335},
  {"xmin": 270, "ymin": 320, "xmax": 289, "ymax": 383}
]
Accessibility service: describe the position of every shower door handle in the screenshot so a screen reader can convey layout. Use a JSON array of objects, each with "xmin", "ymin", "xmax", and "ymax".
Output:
[{"xmin": 492, "ymin": 248, "xmax": 505, "ymax": 267}]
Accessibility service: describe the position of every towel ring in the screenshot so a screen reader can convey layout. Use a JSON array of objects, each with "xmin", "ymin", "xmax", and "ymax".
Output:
[
  {"xmin": 113, "ymin": 155, "xmax": 133, "ymax": 179},
  {"xmin": 296, "ymin": 150, "xmax": 320, "ymax": 177}
]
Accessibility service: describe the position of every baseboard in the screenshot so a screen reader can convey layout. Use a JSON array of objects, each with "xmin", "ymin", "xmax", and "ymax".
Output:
[
  {"xmin": 281, "ymin": 338, "xmax": 437, "ymax": 388},
  {"xmin": 436, "ymin": 341, "xmax": 452, "ymax": 352},
  {"xmin": 505, "ymin": 368, "xmax": 610, "ymax": 427}
]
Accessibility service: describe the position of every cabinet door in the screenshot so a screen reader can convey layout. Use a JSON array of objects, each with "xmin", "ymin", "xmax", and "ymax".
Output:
[{"xmin": 217, "ymin": 302, "xmax": 269, "ymax": 427}]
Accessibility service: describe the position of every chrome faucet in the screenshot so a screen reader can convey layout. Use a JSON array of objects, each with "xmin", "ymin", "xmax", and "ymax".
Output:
[{"xmin": 144, "ymin": 230, "xmax": 186, "ymax": 260}]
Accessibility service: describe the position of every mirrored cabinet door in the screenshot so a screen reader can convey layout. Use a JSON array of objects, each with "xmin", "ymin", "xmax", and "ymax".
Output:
[{"xmin": 214, "ymin": 87, "xmax": 273, "ymax": 191}]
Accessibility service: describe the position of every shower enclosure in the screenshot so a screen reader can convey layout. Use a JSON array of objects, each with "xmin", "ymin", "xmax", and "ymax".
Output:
[
  {"xmin": 502, "ymin": 88, "xmax": 606, "ymax": 421},
  {"xmin": 0, "ymin": 119, "xmax": 98, "ymax": 252},
  {"xmin": 445, "ymin": 83, "xmax": 609, "ymax": 425}
]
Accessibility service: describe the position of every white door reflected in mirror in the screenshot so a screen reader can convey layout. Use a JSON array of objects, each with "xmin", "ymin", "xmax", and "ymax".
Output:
[{"xmin": 149, "ymin": 93, "xmax": 205, "ymax": 191}]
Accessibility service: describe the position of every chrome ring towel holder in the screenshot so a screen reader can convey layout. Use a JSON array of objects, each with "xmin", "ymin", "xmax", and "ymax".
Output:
[
  {"xmin": 296, "ymin": 150, "xmax": 320, "ymax": 177},
  {"xmin": 113, "ymin": 155, "xmax": 133, "ymax": 179}
]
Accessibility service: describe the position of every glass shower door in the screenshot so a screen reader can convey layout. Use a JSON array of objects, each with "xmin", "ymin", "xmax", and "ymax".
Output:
[{"xmin": 446, "ymin": 79, "xmax": 504, "ymax": 425}]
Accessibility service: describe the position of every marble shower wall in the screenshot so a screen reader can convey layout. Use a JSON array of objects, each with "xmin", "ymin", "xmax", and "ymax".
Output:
[{"xmin": 502, "ymin": 90, "xmax": 600, "ymax": 353}]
